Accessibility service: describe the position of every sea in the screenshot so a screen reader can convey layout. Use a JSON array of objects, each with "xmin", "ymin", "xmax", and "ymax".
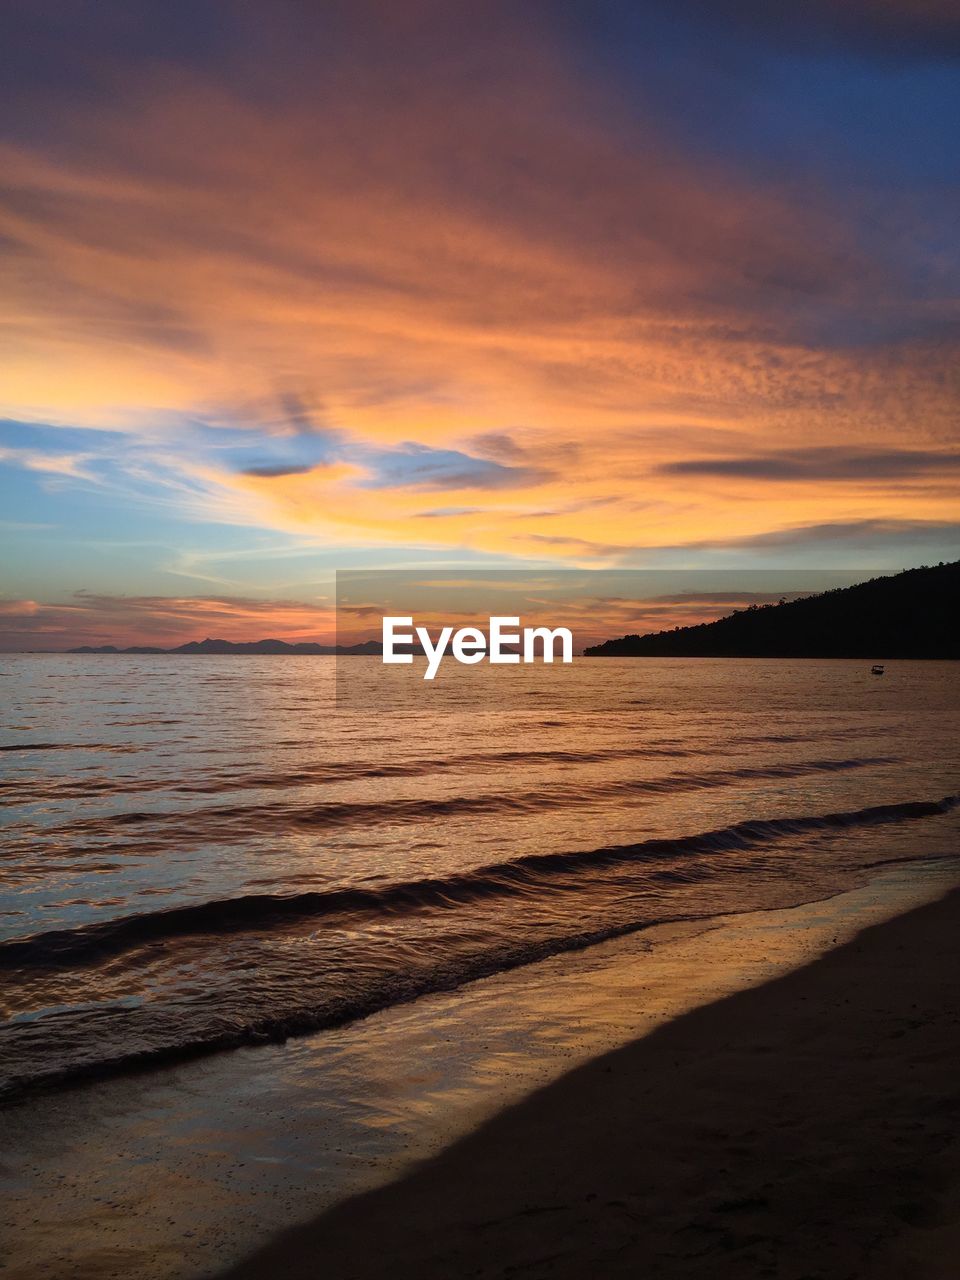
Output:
[{"xmin": 1, "ymin": 654, "xmax": 958, "ymax": 1104}]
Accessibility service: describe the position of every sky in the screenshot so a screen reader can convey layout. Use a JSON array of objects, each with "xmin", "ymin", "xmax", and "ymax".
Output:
[{"xmin": 1, "ymin": 0, "xmax": 958, "ymax": 649}]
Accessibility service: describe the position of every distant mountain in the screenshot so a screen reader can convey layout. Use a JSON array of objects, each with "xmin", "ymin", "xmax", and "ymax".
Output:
[
  {"xmin": 584, "ymin": 562, "xmax": 960, "ymax": 659},
  {"xmin": 68, "ymin": 637, "xmax": 383, "ymax": 655}
]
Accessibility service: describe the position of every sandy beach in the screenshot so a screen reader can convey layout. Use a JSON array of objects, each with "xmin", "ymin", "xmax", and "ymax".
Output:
[{"xmin": 226, "ymin": 886, "xmax": 960, "ymax": 1280}]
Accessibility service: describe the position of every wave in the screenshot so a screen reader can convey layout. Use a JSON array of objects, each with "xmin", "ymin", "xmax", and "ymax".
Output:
[
  {"xmin": 3, "ymin": 756, "xmax": 899, "ymax": 846},
  {"xmin": 0, "ymin": 740, "xmax": 696, "ymax": 802},
  {"xmin": 3, "ymin": 790, "xmax": 955, "ymax": 973},
  {"xmin": 0, "ymin": 906, "xmax": 719, "ymax": 1104},
  {"xmin": 0, "ymin": 725, "xmax": 896, "ymax": 802},
  {"xmin": 0, "ymin": 741, "xmax": 139, "ymax": 754}
]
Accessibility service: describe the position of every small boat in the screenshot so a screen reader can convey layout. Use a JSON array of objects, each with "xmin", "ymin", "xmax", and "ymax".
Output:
[{"xmin": 871, "ymin": 664, "xmax": 885, "ymax": 675}]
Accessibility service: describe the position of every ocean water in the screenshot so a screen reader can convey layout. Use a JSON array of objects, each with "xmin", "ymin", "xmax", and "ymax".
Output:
[{"xmin": 1, "ymin": 655, "xmax": 958, "ymax": 1102}]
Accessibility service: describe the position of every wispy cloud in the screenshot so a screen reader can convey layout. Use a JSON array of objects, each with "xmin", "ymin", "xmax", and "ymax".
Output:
[
  {"xmin": 0, "ymin": 1, "xmax": 957, "ymax": 589},
  {"xmin": 661, "ymin": 448, "xmax": 960, "ymax": 483},
  {"xmin": 241, "ymin": 463, "xmax": 316, "ymax": 479},
  {"xmin": 0, "ymin": 592, "xmax": 336, "ymax": 651},
  {"xmin": 0, "ymin": 445, "xmax": 97, "ymax": 481},
  {"xmin": 729, "ymin": 518, "xmax": 960, "ymax": 550},
  {"xmin": 360, "ymin": 443, "xmax": 551, "ymax": 492}
]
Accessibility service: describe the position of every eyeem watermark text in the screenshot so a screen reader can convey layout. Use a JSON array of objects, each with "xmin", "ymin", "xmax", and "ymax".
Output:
[{"xmin": 383, "ymin": 616, "xmax": 573, "ymax": 680}]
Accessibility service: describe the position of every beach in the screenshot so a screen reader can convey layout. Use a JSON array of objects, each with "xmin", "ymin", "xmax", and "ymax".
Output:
[
  {"xmin": 227, "ymin": 885, "xmax": 960, "ymax": 1280},
  {"xmin": 2, "ymin": 656, "xmax": 958, "ymax": 1278},
  {"xmin": 5, "ymin": 862, "xmax": 958, "ymax": 1279}
]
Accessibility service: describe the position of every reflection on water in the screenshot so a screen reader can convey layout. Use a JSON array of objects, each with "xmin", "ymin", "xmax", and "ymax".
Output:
[
  {"xmin": 0, "ymin": 656, "xmax": 958, "ymax": 1099},
  {"xmin": 3, "ymin": 863, "xmax": 959, "ymax": 1280}
]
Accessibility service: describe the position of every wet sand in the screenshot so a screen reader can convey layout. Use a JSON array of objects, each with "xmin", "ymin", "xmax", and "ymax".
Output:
[
  {"xmin": 4, "ymin": 865, "xmax": 959, "ymax": 1279},
  {"xmin": 226, "ymin": 886, "xmax": 960, "ymax": 1280}
]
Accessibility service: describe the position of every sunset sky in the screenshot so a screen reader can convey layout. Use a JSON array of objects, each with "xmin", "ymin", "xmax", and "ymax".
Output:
[{"xmin": 1, "ymin": 0, "xmax": 958, "ymax": 649}]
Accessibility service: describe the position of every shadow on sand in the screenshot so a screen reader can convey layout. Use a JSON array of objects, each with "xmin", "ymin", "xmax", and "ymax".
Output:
[{"xmin": 225, "ymin": 889, "xmax": 960, "ymax": 1280}]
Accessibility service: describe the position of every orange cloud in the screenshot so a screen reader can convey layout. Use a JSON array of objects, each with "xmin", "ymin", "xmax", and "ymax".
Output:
[
  {"xmin": 0, "ymin": 593, "xmax": 336, "ymax": 651},
  {"xmin": 0, "ymin": 1, "xmax": 956, "ymax": 568}
]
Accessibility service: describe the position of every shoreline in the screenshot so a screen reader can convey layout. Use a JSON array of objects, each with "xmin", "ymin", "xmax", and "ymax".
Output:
[
  {"xmin": 225, "ymin": 880, "xmax": 960, "ymax": 1280},
  {"xmin": 3, "ymin": 857, "xmax": 959, "ymax": 1279}
]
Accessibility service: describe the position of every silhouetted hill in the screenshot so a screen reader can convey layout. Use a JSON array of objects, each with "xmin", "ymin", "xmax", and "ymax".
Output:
[
  {"xmin": 584, "ymin": 562, "xmax": 959, "ymax": 659},
  {"xmin": 68, "ymin": 637, "xmax": 382, "ymax": 655}
]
